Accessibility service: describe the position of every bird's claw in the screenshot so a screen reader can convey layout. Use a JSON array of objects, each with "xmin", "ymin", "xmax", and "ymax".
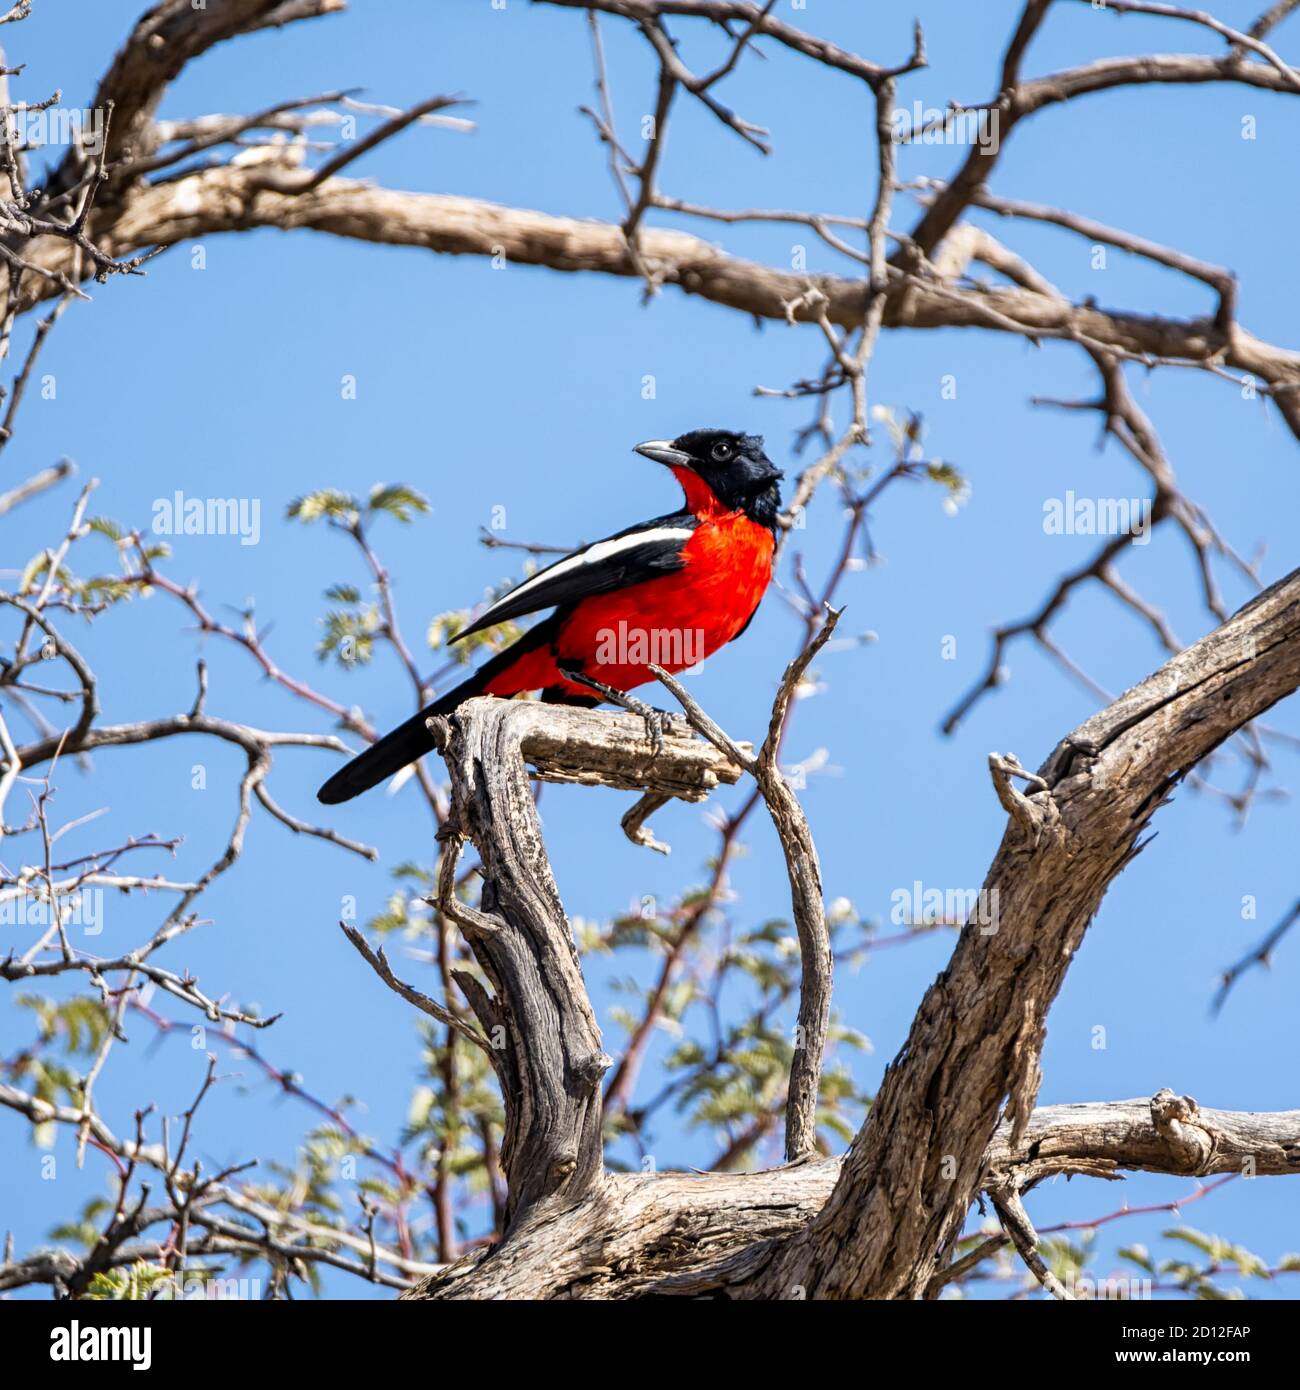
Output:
[
  {"xmin": 642, "ymin": 707, "xmax": 667, "ymax": 759},
  {"xmin": 557, "ymin": 663, "xmax": 672, "ymax": 759}
]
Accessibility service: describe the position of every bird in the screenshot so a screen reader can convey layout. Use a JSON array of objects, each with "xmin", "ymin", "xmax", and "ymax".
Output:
[{"xmin": 316, "ymin": 429, "xmax": 784, "ymax": 805}]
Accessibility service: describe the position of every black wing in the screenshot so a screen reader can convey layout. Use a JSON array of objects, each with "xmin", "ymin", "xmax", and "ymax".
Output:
[{"xmin": 453, "ymin": 511, "xmax": 699, "ymax": 643}]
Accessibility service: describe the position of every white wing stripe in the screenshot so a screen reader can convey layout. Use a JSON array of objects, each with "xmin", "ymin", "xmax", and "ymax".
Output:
[{"xmin": 477, "ymin": 525, "xmax": 695, "ymax": 623}]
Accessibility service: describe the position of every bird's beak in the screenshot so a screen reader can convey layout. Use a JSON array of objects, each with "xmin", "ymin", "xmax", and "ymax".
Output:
[{"xmin": 634, "ymin": 439, "xmax": 693, "ymax": 468}]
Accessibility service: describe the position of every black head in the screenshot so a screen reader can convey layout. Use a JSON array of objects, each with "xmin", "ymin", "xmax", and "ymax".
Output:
[{"xmin": 634, "ymin": 429, "xmax": 783, "ymax": 529}]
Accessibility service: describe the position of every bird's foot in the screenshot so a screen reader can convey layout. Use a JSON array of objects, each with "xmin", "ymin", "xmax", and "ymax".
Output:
[
  {"xmin": 629, "ymin": 700, "xmax": 668, "ymax": 758},
  {"xmin": 559, "ymin": 666, "xmax": 673, "ymax": 757}
]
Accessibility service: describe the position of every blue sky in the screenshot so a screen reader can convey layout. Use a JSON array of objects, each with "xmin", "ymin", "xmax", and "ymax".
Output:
[{"xmin": 1, "ymin": 0, "xmax": 1297, "ymax": 1298}]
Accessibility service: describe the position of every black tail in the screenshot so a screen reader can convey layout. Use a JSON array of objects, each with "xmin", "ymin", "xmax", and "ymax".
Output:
[
  {"xmin": 315, "ymin": 698, "xmax": 449, "ymax": 805},
  {"xmin": 316, "ymin": 618, "xmax": 561, "ymax": 805}
]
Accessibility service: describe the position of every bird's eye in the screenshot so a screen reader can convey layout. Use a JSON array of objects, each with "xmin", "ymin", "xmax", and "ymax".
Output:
[{"xmin": 710, "ymin": 441, "xmax": 733, "ymax": 462}]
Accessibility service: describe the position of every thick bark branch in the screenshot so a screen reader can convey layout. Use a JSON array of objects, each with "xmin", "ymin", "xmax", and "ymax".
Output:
[
  {"xmin": 987, "ymin": 1093, "xmax": 1300, "ymax": 1187},
  {"xmin": 430, "ymin": 699, "xmax": 615, "ymax": 1227},
  {"xmin": 401, "ymin": 1159, "xmax": 841, "ymax": 1300},
  {"xmin": 746, "ymin": 567, "xmax": 1300, "ymax": 1299},
  {"xmin": 471, "ymin": 697, "xmax": 747, "ymax": 799},
  {"xmin": 423, "ymin": 691, "xmax": 824, "ymax": 1232},
  {"xmin": 31, "ymin": 168, "xmax": 1295, "ymax": 439},
  {"xmin": 404, "ymin": 1091, "xmax": 1300, "ymax": 1298},
  {"xmin": 425, "ymin": 699, "xmax": 741, "ymax": 1226}
]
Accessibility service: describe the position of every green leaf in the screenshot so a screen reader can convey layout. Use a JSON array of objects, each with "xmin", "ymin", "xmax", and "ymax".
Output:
[
  {"xmin": 85, "ymin": 1262, "xmax": 175, "ymax": 1300},
  {"xmin": 287, "ymin": 489, "xmax": 359, "ymax": 524},
  {"xmin": 368, "ymin": 484, "xmax": 430, "ymax": 523},
  {"xmin": 86, "ymin": 515, "xmax": 126, "ymax": 543},
  {"xmin": 1119, "ymin": 1243, "xmax": 1155, "ymax": 1274},
  {"xmin": 1164, "ymin": 1226, "xmax": 1225, "ymax": 1261}
]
